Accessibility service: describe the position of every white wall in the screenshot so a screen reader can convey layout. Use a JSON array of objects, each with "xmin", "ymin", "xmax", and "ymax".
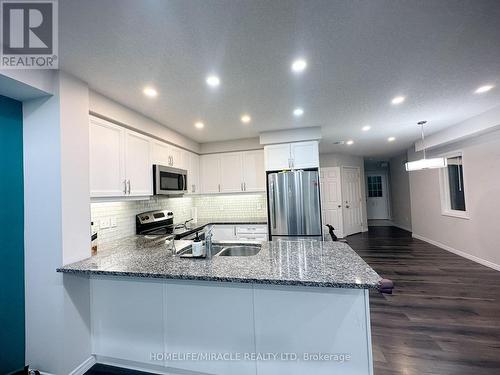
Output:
[
  {"xmin": 200, "ymin": 137, "xmax": 262, "ymax": 154},
  {"xmin": 389, "ymin": 153, "xmax": 412, "ymax": 231},
  {"xmin": 320, "ymin": 153, "xmax": 368, "ymax": 232},
  {"xmin": 24, "ymin": 72, "xmax": 92, "ymax": 374},
  {"xmin": 89, "ymin": 90, "xmax": 200, "ymax": 153},
  {"xmin": 409, "ymin": 129, "xmax": 500, "ymax": 270}
]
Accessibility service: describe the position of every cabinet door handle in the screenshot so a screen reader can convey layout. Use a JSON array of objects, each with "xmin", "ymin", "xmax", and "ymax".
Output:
[
  {"xmin": 127, "ymin": 180, "xmax": 131, "ymax": 194},
  {"xmin": 123, "ymin": 180, "xmax": 127, "ymax": 194},
  {"xmin": 244, "ymin": 182, "xmax": 246, "ymax": 191},
  {"xmin": 192, "ymin": 184, "xmax": 195, "ymax": 193},
  {"xmin": 241, "ymin": 182, "xmax": 244, "ymax": 191},
  {"xmin": 171, "ymin": 156, "xmax": 174, "ymax": 166},
  {"xmin": 218, "ymin": 184, "xmax": 221, "ymax": 192}
]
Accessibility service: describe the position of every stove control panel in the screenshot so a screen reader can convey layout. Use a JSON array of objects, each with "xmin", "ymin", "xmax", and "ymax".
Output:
[{"xmin": 137, "ymin": 210, "xmax": 173, "ymax": 225}]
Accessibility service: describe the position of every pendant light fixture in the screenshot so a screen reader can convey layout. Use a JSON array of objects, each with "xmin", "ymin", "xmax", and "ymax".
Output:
[{"xmin": 405, "ymin": 121, "xmax": 447, "ymax": 172}]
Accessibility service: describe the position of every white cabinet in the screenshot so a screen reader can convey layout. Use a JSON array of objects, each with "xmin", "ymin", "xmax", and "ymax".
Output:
[
  {"xmin": 200, "ymin": 150, "xmax": 265, "ymax": 194},
  {"xmin": 124, "ymin": 131, "xmax": 152, "ymax": 196},
  {"xmin": 264, "ymin": 141, "xmax": 319, "ymax": 171},
  {"xmin": 220, "ymin": 153, "xmax": 244, "ymax": 193},
  {"xmin": 264, "ymin": 144, "xmax": 291, "ymax": 171},
  {"xmin": 212, "ymin": 225, "xmax": 268, "ymax": 241},
  {"xmin": 242, "ymin": 150, "xmax": 266, "ymax": 192},
  {"xmin": 89, "ymin": 118, "xmax": 126, "ymax": 197},
  {"xmin": 187, "ymin": 152, "xmax": 200, "ymax": 194},
  {"xmin": 152, "ymin": 141, "xmax": 186, "ymax": 169},
  {"xmin": 90, "ymin": 116, "xmax": 152, "ymax": 198},
  {"xmin": 290, "ymin": 141, "xmax": 319, "ymax": 169},
  {"xmin": 200, "ymin": 154, "xmax": 221, "ymax": 193},
  {"xmin": 212, "ymin": 225, "xmax": 237, "ymax": 241}
]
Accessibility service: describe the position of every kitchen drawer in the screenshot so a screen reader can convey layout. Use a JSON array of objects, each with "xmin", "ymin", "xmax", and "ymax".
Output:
[
  {"xmin": 237, "ymin": 233, "xmax": 268, "ymax": 241},
  {"xmin": 236, "ymin": 225, "xmax": 267, "ymax": 234}
]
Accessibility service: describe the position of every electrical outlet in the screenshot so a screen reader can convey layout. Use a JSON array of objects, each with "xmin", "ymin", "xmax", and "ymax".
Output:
[
  {"xmin": 110, "ymin": 217, "xmax": 117, "ymax": 228},
  {"xmin": 100, "ymin": 217, "xmax": 110, "ymax": 229}
]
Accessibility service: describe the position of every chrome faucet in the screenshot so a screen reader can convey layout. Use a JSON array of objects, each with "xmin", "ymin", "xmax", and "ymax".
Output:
[
  {"xmin": 204, "ymin": 225, "xmax": 215, "ymax": 259},
  {"xmin": 165, "ymin": 234, "xmax": 176, "ymax": 255}
]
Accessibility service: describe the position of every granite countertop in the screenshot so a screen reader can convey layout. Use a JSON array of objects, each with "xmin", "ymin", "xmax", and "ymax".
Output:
[
  {"xmin": 57, "ymin": 236, "xmax": 381, "ymax": 289},
  {"xmin": 172, "ymin": 220, "xmax": 267, "ymax": 239}
]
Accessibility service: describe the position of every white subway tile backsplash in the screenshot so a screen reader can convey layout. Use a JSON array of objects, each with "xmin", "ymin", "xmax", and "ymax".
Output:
[{"xmin": 91, "ymin": 193, "xmax": 267, "ymax": 245}]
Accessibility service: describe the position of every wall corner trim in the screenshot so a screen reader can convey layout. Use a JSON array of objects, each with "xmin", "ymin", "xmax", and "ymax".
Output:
[{"xmin": 412, "ymin": 233, "xmax": 500, "ymax": 271}]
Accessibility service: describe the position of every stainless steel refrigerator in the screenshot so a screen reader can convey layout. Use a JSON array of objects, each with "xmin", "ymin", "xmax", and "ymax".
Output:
[{"xmin": 267, "ymin": 170, "xmax": 322, "ymax": 240}]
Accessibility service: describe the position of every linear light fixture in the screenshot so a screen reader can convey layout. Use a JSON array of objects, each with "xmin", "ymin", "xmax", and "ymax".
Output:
[{"xmin": 405, "ymin": 121, "xmax": 447, "ymax": 172}]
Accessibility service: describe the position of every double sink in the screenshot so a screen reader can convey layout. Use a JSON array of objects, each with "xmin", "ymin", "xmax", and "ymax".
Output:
[{"xmin": 178, "ymin": 242, "xmax": 261, "ymax": 257}]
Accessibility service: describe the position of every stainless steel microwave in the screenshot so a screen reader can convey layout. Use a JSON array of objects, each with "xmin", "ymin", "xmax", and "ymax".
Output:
[{"xmin": 153, "ymin": 165, "xmax": 188, "ymax": 195}]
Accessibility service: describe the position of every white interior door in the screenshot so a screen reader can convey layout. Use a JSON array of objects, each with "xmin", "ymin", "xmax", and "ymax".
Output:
[
  {"xmin": 366, "ymin": 173, "xmax": 390, "ymax": 220},
  {"xmin": 320, "ymin": 167, "xmax": 343, "ymax": 239},
  {"xmin": 342, "ymin": 167, "xmax": 363, "ymax": 236}
]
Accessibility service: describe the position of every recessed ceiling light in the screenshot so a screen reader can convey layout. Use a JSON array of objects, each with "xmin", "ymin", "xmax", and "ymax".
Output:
[
  {"xmin": 143, "ymin": 87, "xmax": 158, "ymax": 98},
  {"xmin": 388, "ymin": 136, "xmax": 396, "ymax": 142},
  {"xmin": 474, "ymin": 84, "xmax": 494, "ymax": 94},
  {"xmin": 346, "ymin": 140, "xmax": 354, "ymax": 145},
  {"xmin": 291, "ymin": 58, "xmax": 307, "ymax": 73},
  {"xmin": 194, "ymin": 121, "xmax": 205, "ymax": 129},
  {"xmin": 391, "ymin": 96, "xmax": 405, "ymax": 105},
  {"xmin": 241, "ymin": 114, "xmax": 251, "ymax": 124},
  {"xmin": 293, "ymin": 107, "xmax": 304, "ymax": 117},
  {"xmin": 362, "ymin": 125, "xmax": 371, "ymax": 131},
  {"xmin": 206, "ymin": 75, "xmax": 220, "ymax": 88}
]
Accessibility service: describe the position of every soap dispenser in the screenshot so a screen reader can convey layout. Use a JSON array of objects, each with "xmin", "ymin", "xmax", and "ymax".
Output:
[{"xmin": 191, "ymin": 231, "xmax": 204, "ymax": 257}]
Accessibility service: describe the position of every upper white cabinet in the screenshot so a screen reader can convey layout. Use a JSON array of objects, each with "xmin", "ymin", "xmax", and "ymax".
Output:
[
  {"xmin": 264, "ymin": 141, "xmax": 319, "ymax": 171},
  {"xmin": 152, "ymin": 141, "xmax": 186, "ymax": 170},
  {"xmin": 242, "ymin": 151, "xmax": 266, "ymax": 192},
  {"xmin": 186, "ymin": 152, "xmax": 200, "ymax": 194},
  {"xmin": 124, "ymin": 131, "xmax": 152, "ymax": 196},
  {"xmin": 200, "ymin": 154, "xmax": 221, "ymax": 193},
  {"xmin": 90, "ymin": 116, "xmax": 152, "ymax": 198},
  {"xmin": 220, "ymin": 153, "xmax": 244, "ymax": 193},
  {"xmin": 200, "ymin": 150, "xmax": 265, "ymax": 194},
  {"xmin": 89, "ymin": 118, "xmax": 125, "ymax": 197}
]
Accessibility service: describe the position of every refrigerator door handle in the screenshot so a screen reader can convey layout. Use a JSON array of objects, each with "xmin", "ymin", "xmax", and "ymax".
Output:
[{"xmin": 270, "ymin": 181, "xmax": 277, "ymax": 229}]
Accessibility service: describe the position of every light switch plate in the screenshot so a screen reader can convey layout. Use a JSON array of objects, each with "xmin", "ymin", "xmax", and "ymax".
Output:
[{"xmin": 100, "ymin": 218, "xmax": 110, "ymax": 229}]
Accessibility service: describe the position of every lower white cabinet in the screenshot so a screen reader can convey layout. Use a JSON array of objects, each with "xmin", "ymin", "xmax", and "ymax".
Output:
[{"xmin": 212, "ymin": 224, "xmax": 267, "ymax": 241}]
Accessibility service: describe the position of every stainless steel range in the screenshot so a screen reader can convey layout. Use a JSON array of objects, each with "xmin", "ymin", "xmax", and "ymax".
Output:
[{"xmin": 136, "ymin": 210, "xmax": 175, "ymax": 236}]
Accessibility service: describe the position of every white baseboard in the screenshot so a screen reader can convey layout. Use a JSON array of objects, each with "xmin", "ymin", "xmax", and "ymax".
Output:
[
  {"xmin": 391, "ymin": 222, "xmax": 412, "ymax": 233},
  {"xmin": 95, "ymin": 355, "xmax": 203, "ymax": 375},
  {"xmin": 412, "ymin": 233, "xmax": 500, "ymax": 271},
  {"xmin": 69, "ymin": 356, "xmax": 96, "ymax": 375}
]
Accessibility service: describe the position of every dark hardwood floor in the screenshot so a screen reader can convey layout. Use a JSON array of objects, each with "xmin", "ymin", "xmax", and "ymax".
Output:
[{"xmin": 348, "ymin": 226, "xmax": 500, "ymax": 375}]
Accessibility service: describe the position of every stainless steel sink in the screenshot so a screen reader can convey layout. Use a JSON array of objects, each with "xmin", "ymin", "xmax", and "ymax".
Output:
[
  {"xmin": 217, "ymin": 245, "xmax": 261, "ymax": 257},
  {"xmin": 177, "ymin": 242, "xmax": 261, "ymax": 257}
]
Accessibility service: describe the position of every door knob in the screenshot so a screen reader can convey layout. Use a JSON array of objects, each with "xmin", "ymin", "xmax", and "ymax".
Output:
[
  {"xmin": 346, "ymin": 205, "xmax": 350, "ymax": 208},
  {"xmin": 337, "ymin": 205, "xmax": 342, "ymax": 208}
]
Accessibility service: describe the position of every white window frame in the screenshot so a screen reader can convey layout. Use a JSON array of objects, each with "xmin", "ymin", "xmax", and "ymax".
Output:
[{"xmin": 438, "ymin": 150, "xmax": 469, "ymax": 219}]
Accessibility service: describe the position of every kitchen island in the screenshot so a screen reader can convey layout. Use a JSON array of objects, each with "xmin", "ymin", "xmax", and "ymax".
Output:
[{"xmin": 58, "ymin": 237, "xmax": 381, "ymax": 375}]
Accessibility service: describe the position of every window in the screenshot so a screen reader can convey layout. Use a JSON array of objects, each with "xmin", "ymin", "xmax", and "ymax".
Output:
[
  {"xmin": 440, "ymin": 152, "xmax": 468, "ymax": 218},
  {"xmin": 367, "ymin": 176, "xmax": 383, "ymax": 197}
]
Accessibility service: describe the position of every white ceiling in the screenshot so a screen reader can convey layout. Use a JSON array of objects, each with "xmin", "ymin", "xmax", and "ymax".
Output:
[{"xmin": 60, "ymin": 0, "xmax": 500, "ymax": 157}]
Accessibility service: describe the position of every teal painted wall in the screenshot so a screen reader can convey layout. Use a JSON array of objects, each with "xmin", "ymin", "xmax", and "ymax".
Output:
[{"xmin": 0, "ymin": 95, "xmax": 25, "ymax": 373}]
